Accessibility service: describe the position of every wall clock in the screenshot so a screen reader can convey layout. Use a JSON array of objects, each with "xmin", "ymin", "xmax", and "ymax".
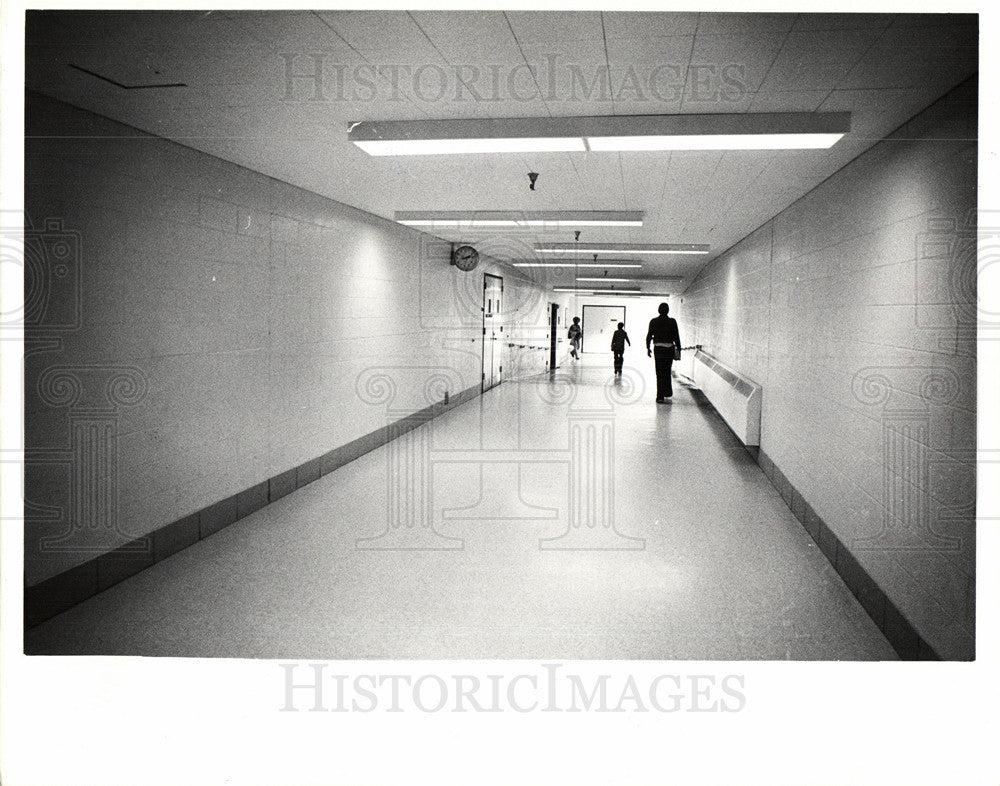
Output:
[{"xmin": 452, "ymin": 244, "xmax": 479, "ymax": 271}]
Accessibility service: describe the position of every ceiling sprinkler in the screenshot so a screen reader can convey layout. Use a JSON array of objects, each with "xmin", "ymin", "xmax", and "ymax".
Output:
[{"xmin": 528, "ymin": 172, "xmax": 539, "ymax": 190}]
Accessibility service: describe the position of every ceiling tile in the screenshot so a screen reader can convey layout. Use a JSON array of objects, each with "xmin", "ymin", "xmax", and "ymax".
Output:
[
  {"xmin": 747, "ymin": 90, "xmax": 828, "ymax": 112},
  {"xmin": 685, "ymin": 33, "xmax": 787, "ymax": 98},
  {"xmin": 221, "ymin": 11, "xmax": 351, "ymax": 52},
  {"xmin": 696, "ymin": 13, "xmax": 797, "ymax": 35},
  {"xmin": 605, "ymin": 35, "xmax": 695, "ymax": 73},
  {"xmin": 757, "ymin": 28, "xmax": 882, "ymax": 92},
  {"xmin": 505, "ymin": 11, "xmax": 605, "ymax": 45},
  {"xmin": 315, "ymin": 11, "xmax": 421, "ymax": 51},
  {"xmin": 604, "ymin": 12, "xmax": 700, "ymax": 38},
  {"xmin": 836, "ymin": 22, "xmax": 977, "ymax": 90},
  {"xmin": 792, "ymin": 13, "xmax": 895, "ymax": 31},
  {"xmin": 888, "ymin": 13, "xmax": 978, "ymax": 29},
  {"xmin": 409, "ymin": 11, "xmax": 515, "ymax": 54}
]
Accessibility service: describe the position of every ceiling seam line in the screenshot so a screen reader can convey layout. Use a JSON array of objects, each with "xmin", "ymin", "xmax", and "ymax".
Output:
[
  {"xmin": 501, "ymin": 10, "xmax": 563, "ymax": 194},
  {"xmin": 750, "ymin": 16, "xmax": 797, "ymax": 112},
  {"xmin": 599, "ymin": 12, "xmax": 628, "ymax": 222},
  {"xmin": 817, "ymin": 13, "xmax": 899, "ymax": 111},
  {"xmin": 501, "ymin": 11, "xmax": 551, "ymax": 116},
  {"xmin": 652, "ymin": 151, "xmax": 674, "ymax": 230},
  {"xmin": 679, "ymin": 150, "xmax": 725, "ymax": 236},
  {"xmin": 310, "ymin": 11, "xmax": 435, "ymax": 122},
  {"xmin": 678, "ymin": 12, "xmax": 700, "ymax": 113},
  {"xmin": 406, "ymin": 12, "xmax": 482, "ymax": 103},
  {"xmin": 599, "ymin": 11, "xmax": 616, "ymax": 113}
]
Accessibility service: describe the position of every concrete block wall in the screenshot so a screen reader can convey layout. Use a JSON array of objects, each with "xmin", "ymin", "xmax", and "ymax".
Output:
[
  {"xmin": 23, "ymin": 92, "xmax": 552, "ymax": 590},
  {"xmin": 681, "ymin": 78, "xmax": 977, "ymax": 659}
]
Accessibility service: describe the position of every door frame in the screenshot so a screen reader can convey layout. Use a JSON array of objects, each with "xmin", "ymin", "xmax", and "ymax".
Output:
[
  {"xmin": 548, "ymin": 302, "xmax": 559, "ymax": 371},
  {"xmin": 581, "ymin": 303, "xmax": 627, "ymax": 354},
  {"xmin": 482, "ymin": 273, "xmax": 504, "ymax": 392}
]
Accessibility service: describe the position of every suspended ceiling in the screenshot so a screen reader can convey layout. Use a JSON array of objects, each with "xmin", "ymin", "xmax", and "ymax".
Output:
[{"xmin": 24, "ymin": 10, "xmax": 978, "ymax": 290}]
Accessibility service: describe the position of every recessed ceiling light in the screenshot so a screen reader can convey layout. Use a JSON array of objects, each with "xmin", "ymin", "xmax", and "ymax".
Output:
[
  {"xmin": 576, "ymin": 277, "xmax": 633, "ymax": 282},
  {"xmin": 349, "ymin": 113, "xmax": 850, "ymax": 156},
  {"xmin": 395, "ymin": 211, "xmax": 643, "ymax": 228}
]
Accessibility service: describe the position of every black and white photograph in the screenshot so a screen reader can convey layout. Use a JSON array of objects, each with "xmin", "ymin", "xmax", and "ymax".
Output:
[{"xmin": 2, "ymin": 2, "xmax": 997, "ymax": 785}]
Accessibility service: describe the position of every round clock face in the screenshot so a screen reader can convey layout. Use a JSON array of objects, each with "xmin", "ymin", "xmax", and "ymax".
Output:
[{"xmin": 453, "ymin": 245, "xmax": 479, "ymax": 271}]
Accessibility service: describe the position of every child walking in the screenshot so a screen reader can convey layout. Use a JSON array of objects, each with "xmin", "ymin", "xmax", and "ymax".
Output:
[
  {"xmin": 568, "ymin": 317, "xmax": 582, "ymax": 360},
  {"xmin": 610, "ymin": 322, "xmax": 630, "ymax": 376}
]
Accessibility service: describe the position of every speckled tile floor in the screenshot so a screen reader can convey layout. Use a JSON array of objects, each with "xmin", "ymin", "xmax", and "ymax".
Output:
[{"xmin": 25, "ymin": 356, "xmax": 897, "ymax": 659}]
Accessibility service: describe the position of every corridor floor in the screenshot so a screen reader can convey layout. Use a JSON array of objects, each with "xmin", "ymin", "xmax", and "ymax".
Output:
[{"xmin": 25, "ymin": 355, "xmax": 897, "ymax": 659}]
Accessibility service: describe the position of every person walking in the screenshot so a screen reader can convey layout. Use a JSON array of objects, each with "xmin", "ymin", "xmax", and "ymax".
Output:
[
  {"xmin": 610, "ymin": 322, "xmax": 630, "ymax": 376},
  {"xmin": 568, "ymin": 317, "xmax": 582, "ymax": 360},
  {"xmin": 645, "ymin": 303, "xmax": 681, "ymax": 403}
]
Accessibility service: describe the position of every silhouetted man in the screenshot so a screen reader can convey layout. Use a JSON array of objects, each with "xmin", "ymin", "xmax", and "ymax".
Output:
[{"xmin": 646, "ymin": 302, "xmax": 681, "ymax": 403}]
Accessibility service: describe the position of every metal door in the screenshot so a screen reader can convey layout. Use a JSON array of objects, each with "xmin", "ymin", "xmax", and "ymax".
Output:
[
  {"xmin": 549, "ymin": 302, "xmax": 559, "ymax": 370},
  {"xmin": 482, "ymin": 274, "xmax": 503, "ymax": 391}
]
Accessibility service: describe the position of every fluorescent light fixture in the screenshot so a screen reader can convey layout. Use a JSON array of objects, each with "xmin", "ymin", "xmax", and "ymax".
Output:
[
  {"xmin": 596, "ymin": 292, "xmax": 671, "ymax": 297},
  {"xmin": 553, "ymin": 287, "xmax": 641, "ymax": 293},
  {"xmin": 561, "ymin": 291, "xmax": 675, "ymax": 298},
  {"xmin": 400, "ymin": 220, "xmax": 639, "ymax": 227},
  {"xmin": 536, "ymin": 243, "xmax": 709, "ymax": 256},
  {"xmin": 587, "ymin": 133, "xmax": 844, "ymax": 151},
  {"xmin": 512, "ymin": 261, "xmax": 643, "ymax": 269},
  {"xmin": 537, "ymin": 248, "xmax": 705, "ymax": 255},
  {"xmin": 349, "ymin": 113, "xmax": 850, "ymax": 155},
  {"xmin": 573, "ymin": 276, "xmax": 683, "ymax": 284},
  {"xmin": 395, "ymin": 211, "xmax": 642, "ymax": 228},
  {"xmin": 353, "ymin": 137, "xmax": 586, "ymax": 156}
]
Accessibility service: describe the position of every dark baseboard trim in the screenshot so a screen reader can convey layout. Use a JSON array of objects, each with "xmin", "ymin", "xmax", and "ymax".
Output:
[
  {"xmin": 755, "ymin": 446, "xmax": 943, "ymax": 661},
  {"xmin": 24, "ymin": 383, "xmax": 482, "ymax": 630},
  {"xmin": 685, "ymin": 385, "xmax": 943, "ymax": 661}
]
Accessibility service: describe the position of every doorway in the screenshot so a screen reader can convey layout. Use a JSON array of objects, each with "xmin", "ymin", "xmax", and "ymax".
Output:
[
  {"xmin": 548, "ymin": 302, "xmax": 559, "ymax": 371},
  {"xmin": 482, "ymin": 273, "xmax": 503, "ymax": 391},
  {"xmin": 581, "ymin": 304, "xmax": 626, "ymax": 354}
]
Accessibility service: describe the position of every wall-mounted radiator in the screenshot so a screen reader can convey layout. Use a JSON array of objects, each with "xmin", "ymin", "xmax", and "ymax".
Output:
[{"xmin": 690, "ymin": 350, "xmax": 762, "ymax": 447}]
